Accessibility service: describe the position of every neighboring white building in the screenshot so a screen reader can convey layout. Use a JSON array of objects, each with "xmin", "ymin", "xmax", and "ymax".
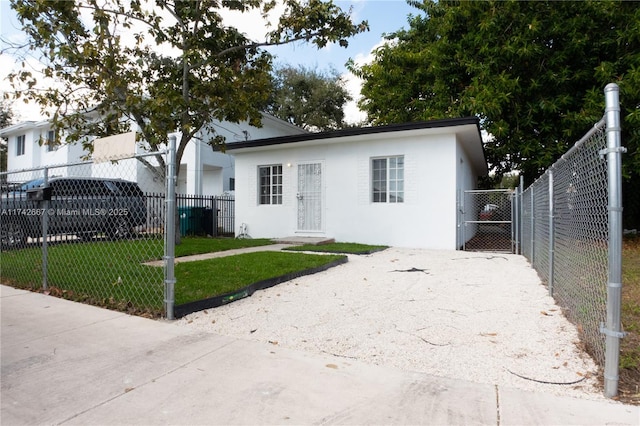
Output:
[
  {"xmin": 225, "ymin": 117, "xmax": 487, "ymax": 250},
  {"xmin": 0, "ymin": 120, "xmax": 91, "ymax": 179},
  {"xmin": 0, "ymin": 113, "xmax": 307, "ymax": 195}
]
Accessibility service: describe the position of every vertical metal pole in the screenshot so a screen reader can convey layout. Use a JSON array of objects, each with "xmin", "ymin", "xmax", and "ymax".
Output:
[
  {"xmin": 461, "ymin": 190, "xmax": 467, "ymax": 251},
  {"xmin": 530, "ymin": 188, "xmax": 535, "ymax": 264},
  {"xmin": 518, "ymin": 175, "xmax": 524, "ymax": 255},
  {"xmin": 548, "ymin": 170, "xmax": 555, "ymax": 297},
  {"xmin": 513, "ymin": 185, "xmax": 519, "ymax": 255},
  {"xmin": 213, "ymin": 196, "xmax": 218, "ymax": 238},
  {"xmin": 164, "ymin": 136, "xmax": 177, "ymax": 320},
  {"xmin": 603, "ymin": 83, "xmax": 624, "ymax": 398},
  {"xmin": 41, "ymin": 168, "xmax": 49, "ymax": 290}
]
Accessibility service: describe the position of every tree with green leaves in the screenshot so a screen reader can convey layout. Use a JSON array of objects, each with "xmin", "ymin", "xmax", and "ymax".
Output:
[
  {"xmin": 7, "ymin": 0, "xmax": 368, "ymax": 177},
  {"xmin": 0, "ymin": 98, "xmax": 15, "ymax": 174},
  {"xmin": 266, "ymin": 65, "xmax": 352, "ymax": 131},
  {"xmin": 350, "ymin": 0, "xmax": 640, "ymax": 189}
]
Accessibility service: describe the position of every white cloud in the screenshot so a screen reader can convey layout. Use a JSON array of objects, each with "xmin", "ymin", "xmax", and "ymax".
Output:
[
  {"xmin": 342, "ymin": 71, "xmax": 366, "ymax": 125},
  {"xmin": 218, "ymin": 2, "xmax": 286, "ymax": 43},
  {"xmin": 341, "ymin": 37, "xmax": 393, "ymax": 125},
  {"xmin": 0, "ymin": 55, "xmax": 51, "ymax": 122}
]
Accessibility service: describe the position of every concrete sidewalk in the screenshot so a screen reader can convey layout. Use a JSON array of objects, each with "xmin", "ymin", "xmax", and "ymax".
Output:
[{"xmin": 1, "ymin": 285, "xmax": 638, "ymax": 425}]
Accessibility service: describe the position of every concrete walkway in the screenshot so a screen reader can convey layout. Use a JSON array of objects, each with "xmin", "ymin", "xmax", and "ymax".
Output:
[
  {"xmin": 1, "ymin": 285, "xmax": 638, "ymax": 425},
  {"xmin": 143, "ymin": 237, "xmax": 337, "ymax": 267},
  {"xmin": 143, "ymin": 243, "xmax": 296, "ymax": 266}
]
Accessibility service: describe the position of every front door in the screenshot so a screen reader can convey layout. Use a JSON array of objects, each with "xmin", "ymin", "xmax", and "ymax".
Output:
[{"xmin": 297, "ymin": 163, "xmax": 322, "ymax": 231}]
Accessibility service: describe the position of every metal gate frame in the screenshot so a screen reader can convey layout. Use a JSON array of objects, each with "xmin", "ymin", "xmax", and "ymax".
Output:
[{"xmin": 462, "ymin": 189, "xmax": 514, "ymax": 253}]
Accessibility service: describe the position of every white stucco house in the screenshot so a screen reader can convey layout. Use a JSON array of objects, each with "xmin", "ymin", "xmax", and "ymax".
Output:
[
  {"xmin": 225, "ymin": 117, "xmax": 487, "ymax": 250},
  {"xmin": 0, "ymin": 120, "xmax": 92, "ymax": 178},
  {"xmin": 0, "ymin": 113, "xmax": 307, "ymax": 195}
]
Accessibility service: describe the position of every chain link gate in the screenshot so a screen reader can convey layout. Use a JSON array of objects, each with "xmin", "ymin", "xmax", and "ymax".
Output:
[{"xmin": 462, "ymin": 189, "xmax": 514, "ymax": 253}]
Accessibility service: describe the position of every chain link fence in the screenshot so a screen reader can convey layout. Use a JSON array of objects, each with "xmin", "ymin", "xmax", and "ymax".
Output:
[
  {"xmin": 517, "ymin": 84, "xmax": 625, "ymax": 398},
  {"xmin": 463, "ymin": 189, "xmax": 513, "ymax": 252},
  {"xmin": 521, "ymin": 123, "xmax": 608, "ymax": 364},
  {"xmin": 1, "ymin": 152, "xmax": 167, "ymax": 317}
]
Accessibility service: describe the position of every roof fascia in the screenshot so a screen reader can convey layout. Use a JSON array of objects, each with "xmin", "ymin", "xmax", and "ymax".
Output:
[
  {"xmin": 223, "ymin": 117, "xmax": 480, "ymax": 151},
  {"xmin": 224, "ymin": 117, "xmax": 487, "ymax": 176}
]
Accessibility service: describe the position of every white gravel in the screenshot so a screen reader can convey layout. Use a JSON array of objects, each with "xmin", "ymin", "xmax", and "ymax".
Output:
[{"xmin": 176, "ymin": 247, "xmax": 604, "ymax": 400}]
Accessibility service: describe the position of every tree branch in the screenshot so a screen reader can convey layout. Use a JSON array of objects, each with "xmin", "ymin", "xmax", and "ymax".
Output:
[{"xmin": 185, "ymin": 31, "xmax": 327, "ymax": 73}]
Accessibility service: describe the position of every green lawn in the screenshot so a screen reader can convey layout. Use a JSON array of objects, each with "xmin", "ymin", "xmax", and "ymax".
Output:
[
  {"xmin": 174, "ymin": 237, "xmax": 273, "ymax": 257},
  {"xmin": 0, "ymin": 237, "xmax": 345, "ymax": 317},
  {"xmin": 620, "ymin": 235, "xmax": 640, "ymax": 404},
  {"xmin": 1, "ymin": 238, "xmax": 165, "ymax": 314},
  {"xmin": 174, "ymin": 251, "xmax": 345, "ymax": 305},
  {"xmin": 283, "ymin": 242, "xmax": 388, "ymax": 254}
]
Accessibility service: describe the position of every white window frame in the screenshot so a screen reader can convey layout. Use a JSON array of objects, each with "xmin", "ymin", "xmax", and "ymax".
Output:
[
  {"xmin": 16, "ymin": 135, "xmax": 25, "ymax": 156},
  {"xmin": 371, "ymin": 155, "xmax": 404, "ymax": 203},
  {"xmin": 258, "ymin": 164, "xmax": 283, "ymax": 205}
]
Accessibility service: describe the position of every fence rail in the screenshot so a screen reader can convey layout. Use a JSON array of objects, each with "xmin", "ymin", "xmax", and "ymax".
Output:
[{"xmin": 517, "ymin": 83, "xmax": 625, "ymax": 398}]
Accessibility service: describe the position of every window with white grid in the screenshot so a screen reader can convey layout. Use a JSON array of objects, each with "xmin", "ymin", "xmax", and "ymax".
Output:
[
  {"xmin": 258, "ymin": 164, "xmax": 283, "ymax": 205},
  {"xmin": 372, "ymin": 156, "xmax": 404, "ymax": 203}
]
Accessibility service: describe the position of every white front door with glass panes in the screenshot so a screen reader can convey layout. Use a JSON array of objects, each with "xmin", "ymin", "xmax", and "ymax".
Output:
[{"xmin": 297, "ymin": 163, "xmax": 322, "ymax": 231}]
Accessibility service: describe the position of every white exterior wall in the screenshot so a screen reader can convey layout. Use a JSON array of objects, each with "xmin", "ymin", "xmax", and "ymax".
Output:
[
  {"xmin": 455, "ymin": 136, "xmax": 479, "ymax": 248},
  {"xmin": 4, "ymin": 123, "xmax": 90, "ymax": 180},
  {"xmin": 234, "ymin": 133, "xmax": 465, "ymax": 249},
  {"xmin": 6, "ymin": 125, "xmax": 41, "ymax": 173}
]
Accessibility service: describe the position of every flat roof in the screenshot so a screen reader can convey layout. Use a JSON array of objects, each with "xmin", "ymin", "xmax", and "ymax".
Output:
[{"xmin": 223, "ymin": 117, "xmax": 487, "ymax": 175}]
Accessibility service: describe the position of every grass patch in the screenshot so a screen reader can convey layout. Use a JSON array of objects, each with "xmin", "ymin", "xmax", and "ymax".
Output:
[
  {"xmin": 175, "ymin": 237, "xmax": 274, "ymax": 257},
  {"xmin": 620, "ymin": 235, "xmax": 640, "ymax": 404},
  {"xmin": 1, "ymin": 238, "xmax": 165, "ymax": 315},
  {"xmin": 0, "ymin": 237, "xmax": 343, "ymax": 318},
  {"xmin": 174, "ymin": 251, "xmax": 345, "ymax": 305},
  {"xmin": 284, "ymin": 241, "xmax": 388, "ymax": 254}
]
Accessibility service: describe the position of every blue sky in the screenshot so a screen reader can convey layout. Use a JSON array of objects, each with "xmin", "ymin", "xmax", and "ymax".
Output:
[
  {"xmin": 266, "ymin": 1, "xmax": 417, "ymax": 71},
  {"xmin": 0, "ymin": 0, "xmax": 420, "ymax": 123}
]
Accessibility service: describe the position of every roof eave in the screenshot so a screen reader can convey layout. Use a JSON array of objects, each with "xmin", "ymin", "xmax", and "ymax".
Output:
[
  {"xmin": 222, "ymin": 117, "xmax": 488, "ymax": 176},
  {"xmin": 222, "ymin": 117, "xmax": 481, "ymax": 151}
]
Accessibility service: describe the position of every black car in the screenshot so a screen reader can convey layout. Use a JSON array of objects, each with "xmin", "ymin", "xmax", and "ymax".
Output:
[{"xmin": 1, "ymin": 177, "xmax": 146, "ymax": 248}]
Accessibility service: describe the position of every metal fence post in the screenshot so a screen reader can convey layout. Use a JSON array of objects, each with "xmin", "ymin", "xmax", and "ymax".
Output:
[
  {"xmin": 41, "ymin": 168, "xmax": 49, "ymax": 290},
  {"xmin": 518, "ymin": 175, "xmax": 524, "ymax": 255},
  {"xmin": 164, "ymin": 136, "xmax": 177, "ymax": 320},
  {"xmin": 602, "ymin": 83, "xmax": 626, "ymax": 398},
  {"xmin": 511, "ymin": 188, "xmax": 516, "ymax": 254},
  {"xmin": 512, "ymin": 181, "xmax": 524, "ymax": 254},
  {"xmin": 530, "ymin": 188, "xmax": 535, "ymax": 263},
  {"xmin": 461, "ymin": 191, "xmax": 467, "ymax": 251},
  {"xmin": 548, "ymin": 170, "xmax": 555, "ymax": 297},
  {"xmin": 212, "ymin": 196, "xmax": 218, "ymax": 237}
]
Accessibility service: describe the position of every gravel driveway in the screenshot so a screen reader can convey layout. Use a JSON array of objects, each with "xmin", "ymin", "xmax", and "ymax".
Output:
[{"xmin": 177, "ymin": 247, "xmax": 604, "ymax": 400}]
